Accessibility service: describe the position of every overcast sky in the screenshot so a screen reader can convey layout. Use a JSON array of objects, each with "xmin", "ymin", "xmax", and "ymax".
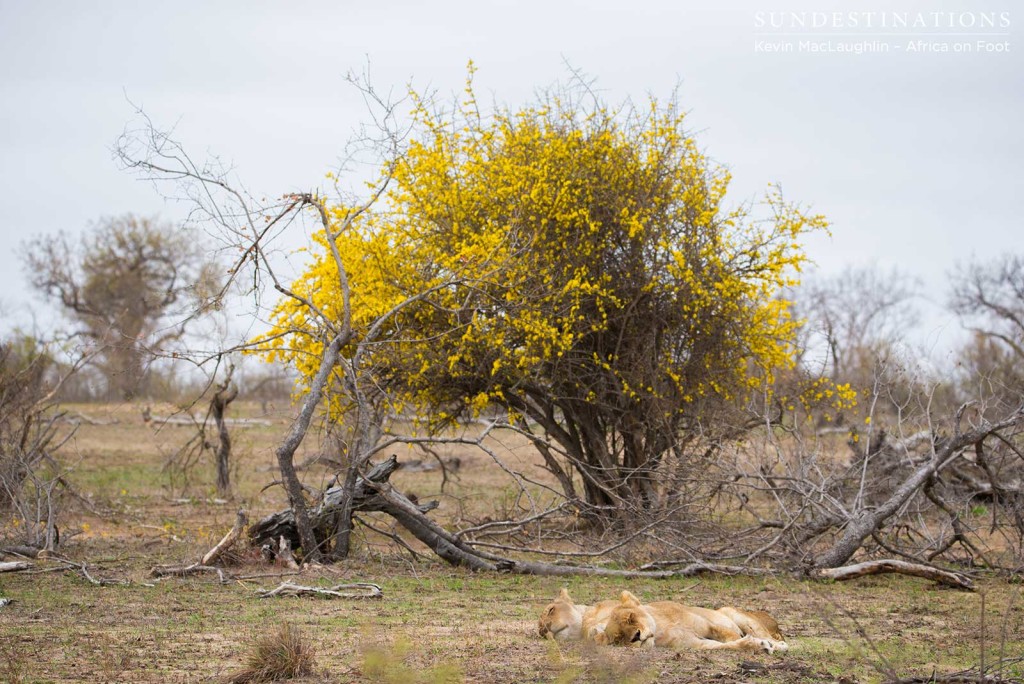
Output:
[{"xmin": 1, "ymin": 0, "xmax": 1020, "ymax": 360}]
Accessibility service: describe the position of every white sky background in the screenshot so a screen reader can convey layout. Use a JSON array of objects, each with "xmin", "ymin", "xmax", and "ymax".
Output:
[{"xmin": 0, "ymin": 0, "xmax": 1020, "ymax": 365}]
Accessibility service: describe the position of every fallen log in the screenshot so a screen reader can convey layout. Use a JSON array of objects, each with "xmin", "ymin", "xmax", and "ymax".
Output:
[
  {"xmin": 814, "ymin": 411, "xmax": 1022, "ymax": 570},
  {"xmin": 52, "ymin": 559, "xmax": 129, "ymax": 586},
  {"xmin": 149, "ymin": 564, "xmax": 227, "ymax": 582},
  {"xmin": 254, "ymin": 456, "xmax": 989, "ymax": 584},
  {"xmin": 813, "ymin": 559, "xmax": 975, "ymax": 591},
  {"xmin": 143, "ymin": 408, "xmax": 272, "ymax": 428},
  {"xmin": 62, "ymin": 411, "xmax": 119, "ymax": 426},
  {"xmin": 0, "ymin": 561, "xmax": 32, "ymax": 573},
  {"xmin": 492, "ymin": 559, "xmax": 776, "ymax": 579}
]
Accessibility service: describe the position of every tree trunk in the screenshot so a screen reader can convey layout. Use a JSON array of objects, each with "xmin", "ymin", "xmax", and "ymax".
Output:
[
  {"xmin": 275, "ymin": 452, "xmax": 317, "ymax": 561},
  {"xmin": 107, "ymin": 342, "xmax": 148, "ymax": 400},
  {"xmin": 211, "ymin": 381, "xmax": 238, "ymax": 497},
  {"xmin": 272, "ymin": 332, "xmax": 349, "ymax": 563},
  {"xmin": 250, "ymin": 455, "xmax": 441, "ymax": 554},
  {"xmin": 326, "ymin": 465, "xmax": 360, "ymax": 561},
  {"xmin": 371, "ymin": 483, "xmax": 497, "ymax": 570}
]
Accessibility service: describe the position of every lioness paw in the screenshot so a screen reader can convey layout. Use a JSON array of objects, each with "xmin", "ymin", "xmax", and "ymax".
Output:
[{"xmin": 754, "ymin": 637, "xmax": 790, "ymax": 654}]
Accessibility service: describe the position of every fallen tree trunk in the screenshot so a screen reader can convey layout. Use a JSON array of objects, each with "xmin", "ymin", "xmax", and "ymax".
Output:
[
  {"xmin": 144, "ymin": 408, "xmax": 270, "ymax": 428},
  {"xmin": 202, "ymin": 509, "xmax": 248, "ymax": 565},
  {"xmin": 0, "ymin": 561, "xmax": 32, "ymax": 573},
  {"xmin": 149, "ymin": 564, "xmax": 227, "ymax": 582},
  {"xmin": 249, "ymin": 453, "xmax": 1018, "ymax": 585},
  {"xmin": 814, "ymin": 411, "xmax": 1022, "ymax": 569},
  {"xmin": 491, "ymin": 559, "xmax": 772, "ymax": 579},
  {"xmin": 813, "ymin": 559, "xmax": 975, "ymax": 591},
  {"xmin": 249, "ymin": 456, "xmax": 439, "ymax": 556},
  {"xmin": 62, "ymin": 411, "xmax": 119, "ymax": 426}
]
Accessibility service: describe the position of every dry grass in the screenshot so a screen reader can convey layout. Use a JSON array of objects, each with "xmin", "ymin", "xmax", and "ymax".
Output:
[{"xmin": 223, "ymin": 623, "xmax": 316, "ymax": 684}]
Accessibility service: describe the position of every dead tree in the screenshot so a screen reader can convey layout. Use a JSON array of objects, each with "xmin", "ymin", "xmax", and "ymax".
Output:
[
  {"xmin": 813, "ymin": 409, "xmax": 1021, "ymax": 568},
  {"xmin": 116, "ymin": 67, "xmax": 414, "ymax": 564},
  {"xmin": 158, "ymin": 362, "xmax": 245, "ymax": 499},
  {"xmin": 250, "ymin": 456, "xmax": 441, "ymax": 560},
  {"xmin": 21, "ymin": 216, "xmax": 221, "ymax": 400}
]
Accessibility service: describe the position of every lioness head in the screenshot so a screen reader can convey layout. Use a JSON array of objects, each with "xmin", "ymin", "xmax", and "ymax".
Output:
[
  {"xmin": 746, "ymin": 610, "xmax": 785, "ymax": 641},
  {"xmin": 538, "ymin": 588, "xmax": 583, "ymax": 640},
  {"xmin": 598, "ymin": 591, "xmax": 656, "ymax": 648}
]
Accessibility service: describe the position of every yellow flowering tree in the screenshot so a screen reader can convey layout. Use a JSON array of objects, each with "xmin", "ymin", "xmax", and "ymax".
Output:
[{"xmin": 261, "ymin": 74, "xmax": 829, "ymax": 517}]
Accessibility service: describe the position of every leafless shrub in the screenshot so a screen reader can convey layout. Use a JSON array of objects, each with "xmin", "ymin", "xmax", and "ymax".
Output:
[
  {"xmin": 951, "ymin": 254, "xmax": 1024, "ymax": 422},
  {"xmin": 0, "ymin": 335, "xmax": 83, "ymax": 552}
]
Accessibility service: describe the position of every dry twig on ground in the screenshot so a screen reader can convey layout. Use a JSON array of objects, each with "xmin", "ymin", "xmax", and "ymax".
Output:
[{"xmin": 257, "ymin": 581, "xmax": 383, "ymax": 599}]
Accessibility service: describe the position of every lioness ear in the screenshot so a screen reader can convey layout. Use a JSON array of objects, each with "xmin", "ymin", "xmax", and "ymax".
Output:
[
  {"xmin": 558, "ymin": 588, "xmax": 572, "ymax": 602},
  {"xmin": 620, "ymin": 591, "xmax": 641, "ymax": 606}
]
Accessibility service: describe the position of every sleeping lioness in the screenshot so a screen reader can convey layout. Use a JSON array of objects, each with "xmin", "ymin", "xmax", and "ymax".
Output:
[
  {"xmin": 597, "ymin": 591, "xmax": 788, "ymax": 653},
  {"xmin": 538, "ymin": 588, "xmax": 619, "ymax": 641}
]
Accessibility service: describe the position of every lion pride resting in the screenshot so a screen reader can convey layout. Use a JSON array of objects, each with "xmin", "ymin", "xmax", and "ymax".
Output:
[{"xmin": 539, "ymin": 589, "xmax": 788, "ymax": 654}]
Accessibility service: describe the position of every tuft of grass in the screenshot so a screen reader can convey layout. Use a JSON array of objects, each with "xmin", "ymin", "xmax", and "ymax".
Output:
[
  {"xmin": 362, "ymin": 636, "xmax": 463, "ymax": 684},
  {"xmin": 224, "ymin": 623, "xmax": 316, "ymax": 684},
  {"xmin": 0, "ymin": 636, "xmax": 26, "ymax": 684}
]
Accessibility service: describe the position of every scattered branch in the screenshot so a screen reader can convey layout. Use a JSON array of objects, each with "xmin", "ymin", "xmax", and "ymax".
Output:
[
  {"xmin": 53, "ymin": 559, "xmax": 128, "ymax": 586},
  {"xmin": 258, "ymin": 581, "xmax": 383, "ymax": 599},
  {"xmin": 149, "ymin": 508, "xmax": 247, "ymax": 581},
  {"xmin": 202, "ymin": 509, "xmax": 248, "ymax": 566}
]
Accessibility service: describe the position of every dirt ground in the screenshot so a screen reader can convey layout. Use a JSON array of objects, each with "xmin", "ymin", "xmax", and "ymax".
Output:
[{"xmin": 1, "ymin": 402, "xmax": 1022, "ymax": 683}]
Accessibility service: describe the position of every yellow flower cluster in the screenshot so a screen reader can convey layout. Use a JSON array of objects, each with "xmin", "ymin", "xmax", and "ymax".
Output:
[
  {"xmin": 778, "ymin": 375, "xmax": 859, "ymax": 424},
  {"xmin": 256, "ymin": 69, "xmax": 830, "ymax": 430}
]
